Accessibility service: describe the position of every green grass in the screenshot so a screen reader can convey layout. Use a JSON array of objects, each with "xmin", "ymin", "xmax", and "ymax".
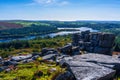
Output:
[{"xmin": 0, "ymin": 58, "xmax": 65, "ymax": 80}]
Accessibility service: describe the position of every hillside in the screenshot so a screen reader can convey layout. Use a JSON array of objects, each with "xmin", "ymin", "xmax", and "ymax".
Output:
[{"xmin": 0, "ymin": 22, "xmax": 23, "ymax": 30}]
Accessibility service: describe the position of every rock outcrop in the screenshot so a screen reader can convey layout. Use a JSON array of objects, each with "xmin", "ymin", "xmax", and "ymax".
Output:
[
  {"xmin": 10, "ymin": 54, "xmax": 32, "ymax": 61},
  {"xmin": 59, "ymin": 54, "xmax": 120, "ymax": 80},
  {"xmin": 72, "ymin": 31, "xmax": 115, "ymax": 55}
]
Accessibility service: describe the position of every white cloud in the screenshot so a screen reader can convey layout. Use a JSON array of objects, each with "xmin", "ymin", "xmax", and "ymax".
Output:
[
  {"xmin": 34, "ymin": 0, "xmax": 55, "ymax": 4},
  {"xmin": 59, "ymin": 1, "xmax": 69, "ymax": 6},
  {"xmin": 32, "ymin": 0, "xmax": 69, "ymax": 6}
]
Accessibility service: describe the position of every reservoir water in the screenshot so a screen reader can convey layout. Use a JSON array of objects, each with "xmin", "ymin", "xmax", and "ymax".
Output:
[{"xmin": 0, "ymin": 27, "xmax": 98, "ymax": 43}]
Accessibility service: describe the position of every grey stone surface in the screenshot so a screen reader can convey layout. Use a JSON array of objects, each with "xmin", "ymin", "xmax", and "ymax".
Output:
[
  {"xmin": 32, "ymin": 55, "xmax": 40, "ymax": 60},
  {"xmin": 55, "ymin": 71, "xmax": 75, "ymax": 80},
  {"xmin": 72, "ymin": 31, "xmax": 115, "ymax": 55},
  {"xmin": 71, "ymin": 66, "xmax": 115, "ymax": 80},
  {"xmin": 72, "ymin": 54, "xmax": 120, "ymax": 70},
  {"xmin": 41, "ymin": 48, "xmax": 58, "ymax": 56},
  {"xmin": 42, "ymin": 54, "xmax": 57, "ymax": 61},
  {"xmin": 90, "ymin": 33, "xmax": 101, "ymax": 41},
  {"xmin": 3, "ymin": 61, "xmax": 18, "ymax": 66},
  {"xmin": 56, "ymin": 54, "xmax": 71, "ymax": 63},
  {"xmin": 22, "ymin": 59, "xmax": 33, "ymax": 63},
  {"xmin": 59, "ymin": 44, "xmax": 72, "ymax": 55},
  {"xmin": 102, "ymin": 33, "xmax": 115, "ymax": 41},
  {"xmin": 60, "ymin": 54, "xmax": 120, "ymax": 80},
  {"xmin": 11, "ymin": 54, "xmax": 32, "ymax": 61},
  {"xmin": 72, "ymin": 46, "xmax": 80, "ymax": 55},
  {"xmin": 72, "ymin": 33, "xmax": 82, "ymax": 46},
  {"xmin": 93, "ymin": 47, "xmax": 111, "ymax": 55},
  {"xmin": 0, "ymin": 66, "xmax": 8, "ymax": 72},
  {"xmin": 99, "ymin": 40, "xmax": 114, "ymax": 48},
  {"xmin": 0, "ymin": 56, "xmax": 2, "ymax": 61},
  {"xmin": 72, "ymin": 54, "xmax": 120, "ymax": 65}
]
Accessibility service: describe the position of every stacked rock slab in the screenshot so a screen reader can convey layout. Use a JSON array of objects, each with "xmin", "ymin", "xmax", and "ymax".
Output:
[
  {"xmin": 60, "ymin": 54, "xmax": 120, "ymax": 80},
  {"xmin": 72, "ymin": 31, "xmax": 115, "ymax": 55},
  {"xmin": 72, "ymin": 33, "xmax": 81, "ymax": 46},
  {"xmin": 58, "ymin": 44, "xmax": 80, "ymax": 55}
]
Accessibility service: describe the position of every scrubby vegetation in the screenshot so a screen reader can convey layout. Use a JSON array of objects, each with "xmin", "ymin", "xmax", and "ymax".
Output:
[
  {"xmin": 0, "ymin": 58, "xmax": 65, "ymax": 80},
  {"xmin": 0, "ymin": 35, "xmax": 72, "ymax": 58}
]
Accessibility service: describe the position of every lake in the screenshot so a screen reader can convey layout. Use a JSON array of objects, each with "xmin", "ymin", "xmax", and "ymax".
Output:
[{"xmin": 0, "ymin": 27, "xmax": 98, "ymax": 43}]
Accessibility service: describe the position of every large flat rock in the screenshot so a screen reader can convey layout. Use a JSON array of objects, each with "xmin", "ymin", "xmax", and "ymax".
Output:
[
  {"xmin": 11, "ymin": 54, "xmax": 32, "ymax": 61},
  {"xmin": 66, "ymin": 61, "xmax": 116, "ymax": 80},
  {"xmin": 60, "ymin": 54, "xmax": 120, "ymax": 80},
  {"xmin": 72, "ymin": 54, "xmax": 120, "ymax": 70}
]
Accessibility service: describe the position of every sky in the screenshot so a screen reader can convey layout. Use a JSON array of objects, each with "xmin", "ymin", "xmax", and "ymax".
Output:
[{"xmin": 0, "ymin": 0, "xmax": 120, "ymax": 21}]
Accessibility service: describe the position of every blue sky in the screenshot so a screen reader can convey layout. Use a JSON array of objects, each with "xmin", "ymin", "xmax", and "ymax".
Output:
[{"xmin": 0, "ymin": 0, "xmax": 120, "ymax": 21}]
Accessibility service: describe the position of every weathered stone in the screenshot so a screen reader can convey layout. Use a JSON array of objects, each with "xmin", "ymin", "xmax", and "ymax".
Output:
[
  {"xmin": 32, "ymin": 55, "xmax": 40, "ymax": 60},
  {"xmin": 56, "ymin": 55, "xmax": 72, "ymax": 66},
  {"xmin": 10, "ymin": 54, "xmax": 32, "ymax": 61},
  {"xmin": 102, "ymin": 33, "xmax": 115, "ymax": 41},
  {"xmin": 42, "ymin": 54, "xmax": 57, "ymax": 61},
  {"xmin": 0, "ymin": 56, "xmax": 2, "ymax": 61},
  {"xmin": 59, "ymin": 54, "xmax": 120, "ymax": 80},
  {"xmin": 3, "ymin": 61, "xmax": 18, "ymax": 66},
  {"xmin": 85, "ymin": 47, "xmax": 94, "ymax": 52},
  {"xmin": 81, "ymin": 30, "xmax": 90, "ymax": 39},
  {"xmin": 61, "ymin": 62, "xmax": 115, "ymax": 80},
  {"xmin": 55, "ymin": 71, "xmax": 75, "ymax": 80},
  {"xmin": 72, "ymin": 54, "xmax": 120, "ymax": 70},
  {"xmin": 90, "ymin": 40, "xmax": 99, "ymax": 46},
  {"xmin": 81, "ymin": 30, "xmax": 90, "ymax": 42},
  {"xmin": 22, "ymin": 59, "xmax": 33, "ymax": 63},
  {"xmin": 0, "ymin": 56, "xmax": 3, "ymax": 65},
  {"xmin": 41, "ymin": 48, "xmax": 58, "ymax": 56},
  {"xmin": 90, "ymin": 33, "xmax": 102, "ymax": 41},
  {"xmin": 118, "ymin": 55, "xmax": 120, "ymax": 58},
  {"xmin": 72, "ymin": 46, "xmax": 80, "ymax": 55},
  {"xmin": 72, "ymin": 33, "xmax": 81, "ymax": 46},
  {"xmin": 0, "ymin": 66, "xmax": 8, "ymax": 72},
  {"xmin": 59, "ymin": 44, "xmax": 72, "ymax": 55},
  {"xmin": 72, "ymin": 31, "xmax": 116, "ymax": 55},
  {"xmin": 79, "ymin": 41, "xmax": 92, "ymax": 51},
  {"xmin": 79, "ymin": 41, "xmax": 85, "ymax": 50},
  {"xmin": 93, "ymin": 47, "xmax": 111, "ymax": 55},
  {"xmin": 47, "ymin": 51, "xmax": 54, "ymax": 54},
  {"xmin": 70, "ymin": 66, "xmax": 115, "ymax": 80},
  {"xmin": 99, "ymin": 40, "xmax": 114, "ymax": 48},
  {"xmin": 0, "ymin": 67, "xmax": 4, "ymax": 72}
]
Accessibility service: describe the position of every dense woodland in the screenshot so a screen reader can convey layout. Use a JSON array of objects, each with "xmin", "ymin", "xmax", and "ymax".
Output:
[{"xmin": 0, "ymin": 24, "xmax": 57, "ymax": 38}]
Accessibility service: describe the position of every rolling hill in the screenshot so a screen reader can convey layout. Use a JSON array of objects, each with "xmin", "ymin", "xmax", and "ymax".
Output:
[{"xmin": 0, "ymin": 22, "xmax": 23, "ymax": 30}]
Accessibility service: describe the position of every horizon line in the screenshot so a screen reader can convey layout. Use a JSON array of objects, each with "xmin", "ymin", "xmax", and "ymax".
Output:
[{"xmin": 0, "ymin": 19, "xmax": 120, "ymax": 22}]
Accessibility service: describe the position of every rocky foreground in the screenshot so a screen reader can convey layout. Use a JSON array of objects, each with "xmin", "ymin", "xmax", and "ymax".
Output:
[
  {"xmin": 0, "ymin": 31, "xmax": 120, "ymax": 80},
  {"xmin": 0, "ymin": 49, "xmax": 120, "ymax": 80}
]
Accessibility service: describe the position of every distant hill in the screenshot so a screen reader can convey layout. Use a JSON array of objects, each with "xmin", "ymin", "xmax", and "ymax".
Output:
[{"xmin": 0, "ymin": 22, "xmax": 23, "ymax": 30}]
